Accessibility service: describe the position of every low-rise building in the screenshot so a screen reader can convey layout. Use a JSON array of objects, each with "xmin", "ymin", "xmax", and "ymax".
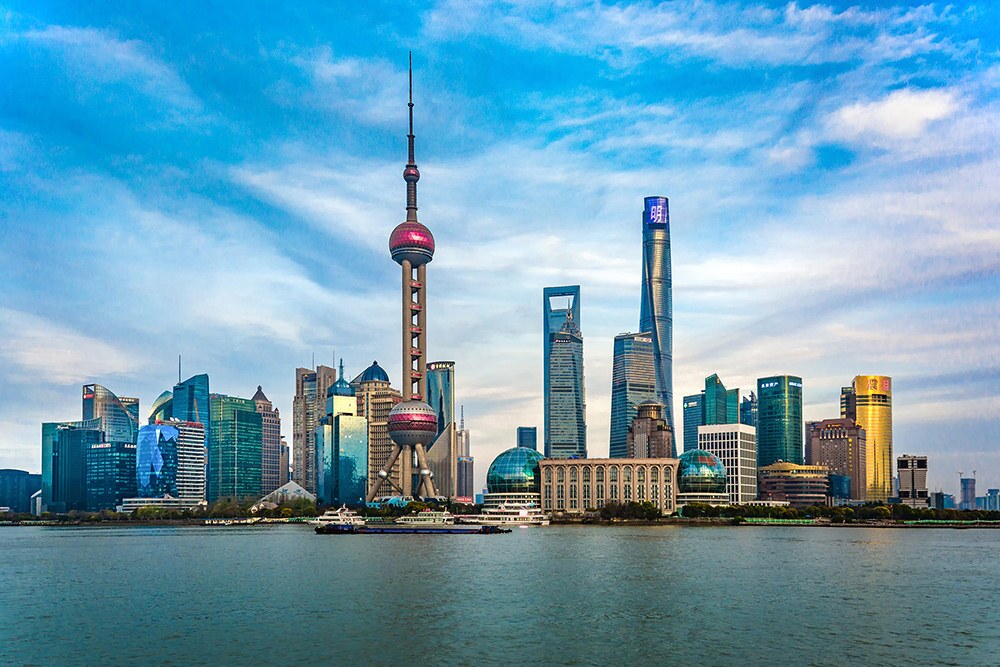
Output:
[
  {"xmin": 539, "ymin": 458, "xmax": 679, "ymax": 515},
  {"xmin": 758, "ymin": 461, "xmax": 829, "ymax": 507},
  {"xmin": 897, "ymin": 454, "xmax": 928, "ymax": 508}
]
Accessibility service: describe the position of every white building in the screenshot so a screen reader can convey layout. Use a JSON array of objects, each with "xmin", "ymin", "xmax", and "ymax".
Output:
[
  {"xmin": 174, "ymin": 420, "xmax": 207, "ymax": 501},
  {"xmin": 698, "ymin": 423, "xmax": 757, "ymax": 504}
]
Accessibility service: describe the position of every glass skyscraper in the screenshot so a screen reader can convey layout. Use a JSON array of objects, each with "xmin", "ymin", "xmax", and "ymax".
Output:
[
  {"xmin": 842, "ymin": 375, "xmax": 893, "ymax": 502},
  {"xmin": 609, "ymin": 332, "xmax": 656, "ymax": 458},
  {"xmin": 756, "ymin": 375, "xmax": 803, "ymax": 467},
  {"xmin": 85, "ymin": 440, "xmax": 137, "ymax": 511},
  {"xmin": 545, "ymin": 313, "xmax": 587, "ymax": 458},
  {"xmin": 208, "ymin": 394, "xmax": 262, "ymax": 502},
  {"xmin": 543, "ymin": 285, "xmax": 582, "ymax": 456},
  {"xmin": 740, "ymin": 392, "xmax": 758, "ymax": 429},
  {"xmin": 682, "ymin": 394, "xmax": 704, "ymax": 453},
  {"xmin": 683, "ymin": 374, "xmax": 741, "ymax": 452},
  {"xmin": 316, "ymin": 372, "xmax": 368, "ymax": 506},
  {"xmin": 516, "ymin": 427, "xmax": 537, "ymax": 450},
  {"xmin": 136, "ymin": 423, "xmax": 179, "ymax": 497},
  {"xmin": 41, "ymin": 419, "xmax": 103, "ymax": 513},
  {"xmin": 639, "ymin": 196, "xmax": 673, "ymax": 430},
  {"xmin": 82, "ymin": 384, "xmax": 139, "ymax": 444},
  {"xmin": 426, "ymin": 361, "xmax": 455, "ymax": 438}
]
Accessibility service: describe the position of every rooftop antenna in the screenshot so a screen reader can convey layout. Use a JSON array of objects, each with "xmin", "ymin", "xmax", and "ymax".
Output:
[
  {"xmin": 178, "ymin": 354, "xmax": 182, "ymax": 383},
  {"xmin": 460, "ymin": 405, "xmax": 465, "ymax": 430},
  {"xmin": 311, "ymin": 352, "xmax": 315, "ymax": 370}
]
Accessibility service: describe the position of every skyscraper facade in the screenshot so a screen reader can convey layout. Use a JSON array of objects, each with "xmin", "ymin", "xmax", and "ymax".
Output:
[
  {"xmin": 427, "ymin": 361, "xmax": 455, "ymax": 438},
  {"xmin": 41, "ymin": 419, "xmax": 102, "ymax": 513},
  {"xmin": 171, "ymin": 420, "xmax": 207, "ymax": 501},
  {"xmin": 292, "ymin": 365, "xmax": 337, "ymax": 495},
  {"xmin": 682, "ymin": 393, "xmax": 704, "ymax": 453},
  {"xmin": 208, "ymin": 394, "xmax": 262, "ymax": 502},
  {"xmin": 896, "ymin": 455, "xmax": 928, "ymax": 507},
  {"xmin": 352, "ymin": 362, "xmax": 402, "ymax": 496},
  {"xmin": 173, "ymin": 374, "xmax": 210, "ymax": 426},
  {"xmin": 841, "ymin": 375, "xmax": 893, "ymax": 502},
  {"xmin": 316, "ymin": 372, "xmax": 368, "ymax": 506},
  {"xmin": 136, "ymin": 423, "xmax": 179, "ymax": 497},
  {"xmin": 85, "ymin": 440, "xmax": 137, "ymax": 511},
  {"xmin": 0, "ymin": 469, "xmax": 41, "ymax": 514},
  {"xmin": 544, "ymin": 285, "xmax": 581, "ymax": 452},
  {"xmin": 626, "ymin": 401, "xmax": 674, "ymax": 458},
  {"xmin": 756, "ymin": 375, "xmax": 803, "ymax": 467},
  {"xmin": 546, "ymin": 312, "xmax": 587, "ymax": 458},
  {"xmin": 960, "ymin": 476, "xmax": 976, "ymax": 511},
  {"xmin": 639, "ymin": 196, "xmax": 673, "ymax": 430},
  {"xmin": 516, "ymin": 427, "xmax": 537, "ymax": 451},
  {"xmin": 82, "ymin": 384, "xmax": 139, "ymax": 444},
  {"xmin": 148, "ymin": 390, "xmax": 173, "ymax": 424},
  {"xmin": 457, "ymin": 456, "xmax": 474, "ymax": 501},
  {"xmin": 806, "ymin": 418, "xmax": 867, "ymax": 501},
  {"xmin": 609, "ymin": 332, "xmax": 656, "ymax": 458},
  {"xmin": 253, "ymin": 386, "xmax": 282, "ymax": 495},
  {"xmin": 683, "ymin": 374, "xmax": 740, "ymax": 452},
  {"xmin": 698, "ymin": 423, "xmax": 757, "ymax": 504},
  {"xmin": 740, "ymin": 392, "xmax": 758, "ymax": 429}
]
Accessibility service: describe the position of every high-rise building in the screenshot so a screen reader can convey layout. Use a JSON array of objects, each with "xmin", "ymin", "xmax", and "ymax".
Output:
[
  {"xmin": 0, "ymin": 469, "xmax": 41, "ymax": 514},
  {"xmin": 639, "ymin": 196, "xmax": 673, "ymax": 430},
  {"xmin": 682, "ymin": 394, "xmax": 704, "ymax": 453},
  {"xmin": 171, "ymin": 420, "xmax": 206, "ymax": 501},
  {"xmin": 292, "ymin": 365, "xmax": 337, "ymax": 495},
  {"xmin": 683, "ymin": 374, "xmax": 740, "ymax": 452},
  {"xmin": 841, "ymin": 375, "xmax": 892, "ymax": 502},
  {"xmin": 427, "ymin": 361, "xmax": 455, "ymax": 438},
  {"xmin": 516, "ymin": 427, "xmax": 537, "ymax": 451},
  {"xmin": 173, "ymin": 374, "xmax": 210, "ymax": 426},
  {"xmin": 252, "ymin": 386, "xmax": 282, "ymax": 495},
  {"xmin": 806, "ymin": 418, "xmax": 867, "ymax": 500},
  {"xmin": 626, "ymin": 401, "xmax": 674, "ymax": 458},
  {"xmin": 85, "ymin": 440, "xmax": 137, "ymax": 511},
  {"xmin": 316, "ymin": 368, "xmax": 368, "ymax": 506},
  {"xmin": 896, "ymin": 455, "xmax": 928, "ymax": 507},
  {"xmin": 543, "ymin": 285, "xmax": 581, "ymax": 455},
  {"xmin": 546, "ymin": 311, "xmax": 587, "ymax": 458},
  {"xmin": 457, "ymin": 410, "xmax": 471, "ymax": 457},
  {"xmin": 739, "ymin": 392, "xmax": 758, "ymax": 429},
  {"xmin": 136, "ymin": 423, "xmax": 179, "ymax": 497},
  {"xmin": 757, "ymin": 375, "xmax": 803, "ymax": 467},
  {"xmin": 960, "ymin": 476, "xmax": 976, "ymax": 510},
  {"xmin": 148, "ymin": 390, "xmax": 173, "ymax": 424},
  {"xmin": 41, "ymin": 418, "xmax": 103, "ymax": 513},
  {"xmin": 457, "ymin": 457, "xmax": 474, "ymax": 501},
  {"xmin": 279, "ymin": 437, "xmax": 290, "ymax": 487},
  {"xmin": 208, "ymin": 394, "xmax": 262, "ymax": 502},
  {"xmin": 609, "ymin": 332, "xmax": 656, "ymax": 458},
  {"xmin": 353, "ymin": 361, "xmax": 402, "ymax": 496},
  {"xmin": 698, "ymin": 423, "xmax": 757, "ymax": 504},
  {"xmin": 82, "ymin": 384, "xmax": 139, "ymax": 444}
]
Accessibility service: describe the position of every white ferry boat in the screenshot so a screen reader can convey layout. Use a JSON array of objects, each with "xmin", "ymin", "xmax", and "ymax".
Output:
[
  {"xmin": 396, "ymin": 509, "xmax": 456, "ymax": 525},
  {"xmin": 309, "ymin": 506, "xmax": 367, "ymax": 527},
  {"xmin": 475, "ymin": 503, "xmax": 550, "ymax": 526}
]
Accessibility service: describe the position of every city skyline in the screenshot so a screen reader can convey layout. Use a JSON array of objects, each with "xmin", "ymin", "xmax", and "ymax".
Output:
[{"xmin": 2, "ymin": 2, "xmax": 999, "ymax": 495}]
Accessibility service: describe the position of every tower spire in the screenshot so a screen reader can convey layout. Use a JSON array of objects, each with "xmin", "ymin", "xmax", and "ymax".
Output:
[{"xmin": 404, "ymin": 51, "xmax": 420, "ymax": 222}]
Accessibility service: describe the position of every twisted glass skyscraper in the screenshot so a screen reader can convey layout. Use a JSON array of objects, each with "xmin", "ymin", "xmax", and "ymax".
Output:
[{"xmin": 639, "ymin": 196, "xmax": 673, "ymax": 430}]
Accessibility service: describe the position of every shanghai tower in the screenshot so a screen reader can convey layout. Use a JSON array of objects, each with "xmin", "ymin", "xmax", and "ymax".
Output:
[{"xmin": 639, "ymin": 196, "xmax": 673, "ymax": 430}]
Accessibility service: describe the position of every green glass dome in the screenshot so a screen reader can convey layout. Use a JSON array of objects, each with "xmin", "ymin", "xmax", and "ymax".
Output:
[
  {"xmin": 486, "ymin": 447, "xmax": 544, "ymax": 494},
  {"xmin": 678, "ymin": 449, "xmax": 727, "ymax": 493}
]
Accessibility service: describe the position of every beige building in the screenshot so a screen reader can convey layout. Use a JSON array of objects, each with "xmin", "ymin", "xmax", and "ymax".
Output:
[
  {"xmin": 806, "ymin": 418, "xmax": 867, "ymax": 500},
  {"xmin": 253, "ymin": 386, "xmax": 282, "ymax": 496},
  {"xmin": 759, "ymin": 461, "xmax": 829, "ymax": 507},
  {"xmin": 539, "ymin": 458, "xmax": 679, "ymax": 515},
  {"xmin": 351, "ymin": 361, "xmax": 402, "ymax": 496},
  {"xmin": 627, "ymin": 401, "xmax": 674, "ymax": 458}
]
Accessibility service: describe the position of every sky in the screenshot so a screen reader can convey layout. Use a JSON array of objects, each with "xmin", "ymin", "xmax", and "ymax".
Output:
[{"xmin": 1, "ymin": 1, "xmax": 998, "ymax": 496}]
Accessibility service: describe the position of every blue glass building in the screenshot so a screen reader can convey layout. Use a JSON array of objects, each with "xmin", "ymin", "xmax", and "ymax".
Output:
[
  {"xmin": 609, "ymin": 332, "xmax": 656, "ymax": 458},
  {"xmin": 543, "ymin": 285, "xmax": 582, "ymax": 456},
  {"xmin": 208, "ymin": 394, "xmax": 262, "ymax": 502},
  {"xmin": 41, "ymin": 419, "xmax": 103, "ymax": 513},
  {"xmin": 85, "ymin": 440, "xmax": 137, "ymax": 511},
  {"xmin": 683, "ymin": 374, "xmax": 742, "ymax": 451},
  {"xmin": 0, "ymin": 469, "xmax": 41, "ymax": 514},
  {"xmin": 545, "ymin": 311, "xmax": 587, "ymax": 458},
  {"xmin": 315, "ymin": 372, "xmax": 368, "ymax": 506},
  {"xmin": 757, "ymin": 375, "xmax": 804, "ymax": 467},
  {"xmin": 516, "ymin": 427, "xmax": 538, "ymax": 450},
  {"xmin": 639, "ymin": 196, "xmax": 674, "ymax": 430},
  {"xmin": 682, "ymin": 393, "xmax": 704, "ymax": 453},
  {"xmin": 82, "ymin": 384, "xmax": 139, "ymax": 444},
  {"xmin": 136, "ymin": 423, "xmax": 179, "ymax": 497},
  {"xmin": 426, "ymin": 361, "xmax": 455, "ymax": 439},
  {"xmin": 740, "ymin": 392, "xmax": 758, "ymax": 429}
]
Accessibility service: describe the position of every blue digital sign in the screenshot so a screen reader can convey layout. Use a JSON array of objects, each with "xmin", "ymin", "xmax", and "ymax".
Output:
[{"xmin": 643, "ymin": 196, "xmax": 669, "ymax": 229}]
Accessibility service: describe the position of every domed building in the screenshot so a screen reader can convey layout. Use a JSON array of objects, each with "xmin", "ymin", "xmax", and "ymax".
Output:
[
  {"xmin": 676, "ymin": 449, "xmax": 730, "ymax": 507},
  {"xmin": 483, "ymin": 446, "xmax": 544, "ymax": 507}
]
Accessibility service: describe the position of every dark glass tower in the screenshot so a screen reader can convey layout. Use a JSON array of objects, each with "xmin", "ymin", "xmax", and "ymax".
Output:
[
  {"xmin": 639, "ymin": 196, "xmax": 673, "ymax": 430},
  {"xmin": 543, "ymin": 286, "xmax": 583, "ymax": 457},
  {"xmin": 609, "ymin": 332, "xmax": 656, "ymax": 458},
  {"xmin": 426, "ymin": 361, "xmax": 455, "ymax": 438},
  {"xmin": 756, "ymin": 375, "xmax": 803, "ymax": 466},
  {"xmin": 546, "ymin": 313, "xmax": 587, "ymax": 458}
]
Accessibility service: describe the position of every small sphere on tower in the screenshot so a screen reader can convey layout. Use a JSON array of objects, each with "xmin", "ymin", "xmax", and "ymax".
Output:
[
  {"xmin": 389, "ymin": 221, "xmax": 435, "ymax": 266},
  {"xmin": 387, "ymin": 400, "xmax": 438, "ymax": 447},
  {"xmin": 403, "ymin": 165, "xmax": 420, "ymax": 182}
]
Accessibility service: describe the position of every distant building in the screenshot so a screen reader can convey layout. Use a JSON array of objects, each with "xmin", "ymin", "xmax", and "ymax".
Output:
[
  {"xmin": 758, "ymin": 462, "xmax": 828, "ymax": 507},
  {"xmin": 0, "ymin": 469, "xmax": 41, "ymax": 514},
  {"xmin": 41, "ymin": 419, "xmax": 103, "ymax": 513},
  {"xmin": 82, "ymin": 384, "xmax": 139, "ymax": 444},
  {"xmin": 544, "ymin": 285, "xmax": 581, "ymax": 457},
  {"xmin": 842, "ymin": 375, "xmax": 892, "ymax": 502},
  {"xmin": 252, "ymin": 386, "xmax": 282, "ymax": 495},
  {"xmin": 148, "ymin": 390, "xmax": 173, "ymax": 424},
  {"xmin": 136, "ymin": 423, "xmax": 179, "ymax": 497},
  {"xmin": 981, "ymin": 489, "xmax": 1000, "ymax": 511},
  {"xmin": 170, "ymin": 420, "xmax": 206, "ymax": 502},
  {"xmin": 426, "ymin": 361, "xmax": 455, "ymax": 438},
  {"xmin": 315, "ymin": 372, "xmax": 368, "ymax": 507},
  {"xmin": 896, "ymin": 455, "xmax": 928, "ymax": 508},
  {"xmin": 352, "ymin": 361, "xmax": 402, "ymax": 496},
  {"xmin": 516, "ymin": 427, "xmax": 537, "ymax": 451},
  {"xmin": 739, "ymin": 391, "xmax": 757, "ymax": 429},
  {"xmin": 639, "ymin": 196, "xmax": 674, "ymax": 430},
  {"xmin": 676, "ymin": 449, "xmax": 729, "ymax": 507},
  {"xmin": 960, "ymin": 476, "xmax": 976, "ymax": 511},
  {"xmin": 683, "ymin": 374, "xmax": 740, "ymax": 452},
  {"xmin": 757, "ymin": 375, "xmax": 803, "ymax": 467},
  {"xmin": 626, "ymin": 401, "xmax": 674, "ymax": 458},
  {"xmin": 609, "ymin": 332, "xmax": 656, "ymax": 458},
  {"xmin": 279, "ymin": 437, "xmax": 290, "ymax": 487},
  {"xmin": 698, "ymin": 423, "xmax": 757, "ymax": 505},
  {"xmin": 292, "ymin": 365, "xmax": 337, "ymax": 495},
  {"xmin": 173, "ymin": 374, "xmax": 210, "ymax": 426},
  {"xmin": 806, "ymin": 418, "xmax": 867, "ymax": 501},
  {"xmin": 426, "ymin": 361, "xmax": 459, "ymax": 498},
  {"xmin": 682, "ymin": 393, "xmax": 704, "ymax": 453},
  {"xmin": 540, "ymin": 457, "xmax": 679, "ymax": 515},
  {"xmin": 208, "ymin": 394, "xmax": 262, "ymax": 502},
  {"xmin": 85, "ymin": 441, "xmax": 137, "ymax": 511},
  {"xmin": 457, "ymin": 456, "xmax": 474, "ymax": 500},
  {"xmin": 545, "ymin": 305, "xmax": 587, "ymax": 459}
]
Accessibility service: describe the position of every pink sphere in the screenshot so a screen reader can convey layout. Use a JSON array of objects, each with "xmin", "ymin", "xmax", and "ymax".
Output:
[
  {"xmin": 387, "ymin": 400, "xmax": 438, "ymax": 447},
  {"xmin": 389, "ymin": 221, "xmax": 435, "ymax": 266}
]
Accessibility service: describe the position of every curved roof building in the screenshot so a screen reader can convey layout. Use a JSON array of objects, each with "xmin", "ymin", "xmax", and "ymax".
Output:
[
  {"xmin": 486, "ymin": 447, "xmax": 544, "ymax": 495},
  {"xmin": 678, "ymin": 449, "xmax": 727, "ymax": 494}
]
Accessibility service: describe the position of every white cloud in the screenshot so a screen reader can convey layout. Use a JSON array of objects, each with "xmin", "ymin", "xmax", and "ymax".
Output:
[{"xmin": 828, "ymin": 88, "xmax": 959, "ymax": 141}]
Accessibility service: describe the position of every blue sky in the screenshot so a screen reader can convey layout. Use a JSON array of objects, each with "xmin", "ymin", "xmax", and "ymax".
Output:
[{"xmin": 1, "ymin": 1, "xmax": 998, "ymax": 495}]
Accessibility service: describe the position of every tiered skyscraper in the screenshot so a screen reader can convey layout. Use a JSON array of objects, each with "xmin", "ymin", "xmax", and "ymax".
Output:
[
  {"xmin": 609, "ymin": 332, "xmax": 656, "ymax": 458},
  {"xmin": 253, "ymin": 386, "xmax": 282, "ymax": 495},
  {"xmin": 293, "ymin": 364, "xmax": 337, "ymax": 495},
  {"xmin": 639, "ymin": 196, "xmax": 673, "ymax": 430},
  {"xmin": 367, "ymin": 57, "xmax": 441, "ymax": 502},
  {"xmin": 841, "ymin": 375, "xmax": 892, "ymax": 502}
]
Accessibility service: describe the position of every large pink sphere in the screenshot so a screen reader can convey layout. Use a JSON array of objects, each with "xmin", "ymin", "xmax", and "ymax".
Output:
[
  {"xmin": 387, "ymin": 400, "xmax": 438, "ymax": 447},
  {"xmin": 389, "ymin": 221, "xmax": 435, "ymax": 267}
]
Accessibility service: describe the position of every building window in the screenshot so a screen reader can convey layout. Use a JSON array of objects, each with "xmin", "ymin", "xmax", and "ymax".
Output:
[
  {"xmin": 596, "ymin": 483, "xmax": 605, "ymax": 503},
  {"xmin": 569, "ymin": 484, "xmax": 578, "ymax": 509},
  {"xmin": 557, "ymin": 468, "xmax": 565, "ymax": 482},
  {"xmin": 544, "ymin": 468, "xmax": 552, "ymax": 483},
  {"xmin": 583, "ymin": 483, "xmax": 591, "ymax": 504},
  {"xmin": 610, "ymin": 483, "xmax": 618, "ymax": 500},
  {"xmin": 610, "ymin": 467, "xmax": 618, "ymax": 483},
  {"xmin": 583, "ymin": 467, "xmax": 591, "ymax": 482},
  {"xmin": 596, "ymin": 467, "xmax": 605, "ymax": 483},
  {"xmin": 570, "ymin": 467, "xmax": 578, "ymax": 482}
]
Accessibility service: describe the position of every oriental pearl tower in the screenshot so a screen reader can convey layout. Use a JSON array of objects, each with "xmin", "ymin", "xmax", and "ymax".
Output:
[{"xmin": 366, "ymin": 55, "xmax": 439, "ymax": 502}]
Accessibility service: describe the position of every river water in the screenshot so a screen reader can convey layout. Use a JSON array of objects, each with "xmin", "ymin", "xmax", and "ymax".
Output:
[{"xmin": 2, "ymin": 524, "xmax": 997, "ymax": 665}]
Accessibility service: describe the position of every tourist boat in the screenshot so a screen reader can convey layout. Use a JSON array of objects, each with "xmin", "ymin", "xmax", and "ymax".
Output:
[
  {"xmin": 474, "ymin": 503, "xmax": 550, "ymax": 526},
  {"xmin": 396, "ymin": 509, "xmax": 456, "ymax": 526},
  {"xmin": 309, "ymin": 505, "xmax": 367, "ymax": 528}
]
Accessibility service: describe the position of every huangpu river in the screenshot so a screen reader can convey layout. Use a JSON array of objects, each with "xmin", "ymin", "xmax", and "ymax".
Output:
[{"xmin": 3, "ymin": 524, "xmax": 999, "ymax": 666}]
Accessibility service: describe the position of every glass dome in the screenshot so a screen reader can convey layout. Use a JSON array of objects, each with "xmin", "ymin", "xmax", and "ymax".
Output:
[
  {"xmin": 678, "ymin": 449, "xmax": 727, "ymax": 493},
  {"xmin": 486, "ymin": 447, "xmax": 544, "ymax": 494}
]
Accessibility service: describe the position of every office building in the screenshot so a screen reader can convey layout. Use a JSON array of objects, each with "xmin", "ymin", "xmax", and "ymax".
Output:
[
  {"xmin": 292, "ymin": 365, "xmax": 337, "ymax": 495},
  {"xmin": 739, "ymin": 392, "xmax": 757, "ymax": 429},
  {"xmin": 427, "ymin": 361, "xmax": 455, "ymax": 438},
  {"xmin": 626, "ymin": 401, "xmax": 674, "ymax": 458},
  {"xmin": 540, "ymin": 457, "xmax": 679, "ymax": 515},
  {"xmin": 982, "ymin": 489, "xmax": 1000, "ymax": 512},
  {"xmin": 758, "ymin": 462, "xmax": 829, "ymax": 507},
  {"xmin": 960, "ymin": 476, "xmax": 976, "ymax": 510},
  {"xmin": 896, "ymin": 455, "xmax": 928, "ymax": 507},
  {"xmin": 148, "ymin": 390, "xmax": 173, "ymax": 424},
  {"xmin": 546, "ymin": 310, "xmax": 587, "ymax": 458},
  {"xmin": 683, "ymin": 374, "xmax": 740, "ymax": 452},
  {"xmin": 0, "ymin": 469, "xmax": 41, "ymax": 514},
  {"xmin": 173, "ymin": 373, "xmax": 210, "ymax": 426},
  {"xmin": 609, "ymin": 332, "xmax": 656, "ymax": 458},
  {"xmin": 841, "ymin": 375, "xmax": 893, "ymax": 502},
  {"xmin": 543, "ymin": 285, "xmax": 584, "ymax": 458},
  {"xmin": 279, "ymin": 437, "xmax": 290, "ymax": 487},
  {"xmin": 757, "ymin": 375, "xmax": 803, "ymax": 467},
  {"xmin": 85, "ymin": 440, "xmax": 137, "ymax": 511},
  {"xmin": 353, "ymin": 361, "xmax": 402, "ymax": 496},
  {"xmin": 208, "ymin": 394, "xmax": 262, "ymax": 502},
  {"xmin": 41, "ymin": 419, "xmax": 103, "ymax": 513},
  {"xmin": 457, "ymin": 456, "xmax": 474, "ymax": 501},
  {"xmin": 639, "ymin": 196, "xmax": 674, "ymax": 430},
  {"xmin": 171, "ymin": 420, "xmax": 207, "ymax": 501},
  {"xmin": 806, "ymin": 418, "xmax": 867, "ymax": 501},
  {"xmin": 457, "ymin": 407, "xmax": 471, "ymax": 456},
  {"xmin": 136, "ymin": 423, "xmax": 179, "ymax": 497},
  {"xmin": 426, "ymin": 361, "xmax": 459, "ymax": 498},
  {"xmin": 682, "ymin": 393, "xmax": 704, "ymax": 453},
  {"xmin": 315, "ymin": 370, "xmax": 368, "ymax": 506},
  {"xmin": 253, "ymin": 386, "xmax": 282, "ymax": 495},
  {"xmin": 698, "ymin": 423, "xmax": 757, "ymax": 504},
  {"xmin": 82, "ymin": 384, "xmax": 139, "ymax": 444},
  {"xmin": 516, "ymin": 427, "xmax": 537, "ymax": 451}
]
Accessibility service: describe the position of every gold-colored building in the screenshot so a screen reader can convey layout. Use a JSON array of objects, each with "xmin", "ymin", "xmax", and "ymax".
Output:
[{"xmin": 842, "ymin": 375, "xmax": 892, "ymax": 502}]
